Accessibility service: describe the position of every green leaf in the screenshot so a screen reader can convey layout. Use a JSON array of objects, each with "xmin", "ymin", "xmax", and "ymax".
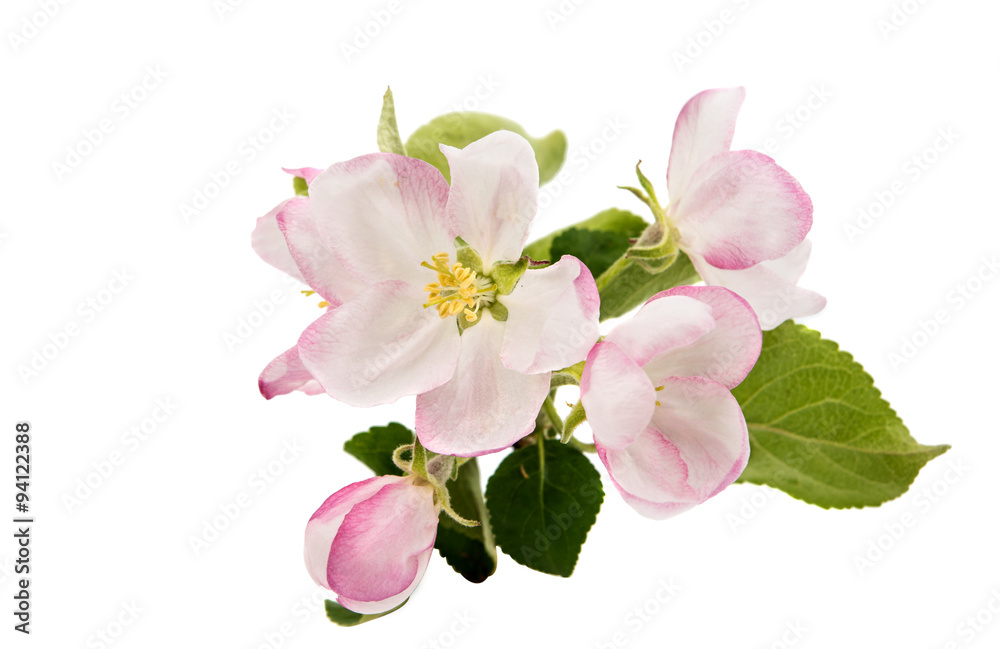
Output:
[
  {"xmin": 342, "ymin": 423, "xmax": 414, "ymax": 477},
  {"xmin": 595, "ymin": 249, "xmax": 699, "ymax": 320},
  {"xmin": 485, "ymin": 438, "xmax": 604, "ymax": 577},
  {"xmin": 376, "ymin": 87, "xmax": 406, "ymax": 156},
  {"xmin": 324, "ymin": 599, "xmax": 406, "ymax": 626},
  {"xmin": 732, "ymin": 322, "xmax": 950, "ymax": 508},
  {"xmin": 522, "ymin": 208, "xmax": 648, "ymax": 262},
  {"xmin": 404, "ymin": 112, "xmax": 567, "ymax": 185},
  {"xmin": 434, "ymin": 458, "xmax": 498, "ymax": 583},
  {"xmin": 551, "ymin": 228, "xmax": 632, "ymax": 279},
  {"xmin": 292, "ymin": 175, "xmax": 309, "ymax": 197}
]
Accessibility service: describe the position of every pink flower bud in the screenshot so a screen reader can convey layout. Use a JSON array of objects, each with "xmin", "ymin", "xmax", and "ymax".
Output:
[{"xmin": 304, "ymin": 475, "xmax": 439, "ymax": 614}]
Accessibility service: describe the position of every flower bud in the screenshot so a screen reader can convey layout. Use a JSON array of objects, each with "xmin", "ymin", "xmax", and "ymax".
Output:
[{"xmin": 304, "ymin": 475, "xmax": 438, "ymax": 614}]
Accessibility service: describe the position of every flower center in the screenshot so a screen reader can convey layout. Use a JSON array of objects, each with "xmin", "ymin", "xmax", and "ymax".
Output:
[
  {"xmin": 654, "ymin": 384, "xmax": 664, "ymax": 407},
  {"xmin": 421, "ymin": 252, "xmax": 496, "ymax": 323}
]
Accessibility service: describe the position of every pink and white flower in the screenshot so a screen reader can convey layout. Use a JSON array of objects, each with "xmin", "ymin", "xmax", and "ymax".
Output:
[
  {"xmin": 304, "ymin": 475, "xmax": 439, "ymax": 614},
  {"xmin": 664, "ymin": 87, "xmax": 825, "ymax": 328},
  {"xmin": 252, "ymin": 132, "xmax": 600, "ymax": 456},
  {"xmin": 579, "ymin": 286, "xmax": 761, "ymax": 519}
]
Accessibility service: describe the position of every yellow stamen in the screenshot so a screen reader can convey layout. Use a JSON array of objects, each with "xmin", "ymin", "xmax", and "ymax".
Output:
[{"xmin": 420, "ymin": 252, "xmax": 497, "ymax": 322}]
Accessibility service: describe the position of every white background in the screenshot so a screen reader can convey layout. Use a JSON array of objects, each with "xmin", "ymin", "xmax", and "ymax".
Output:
[{"xmin": 3, "ymin": 0, "xmax": 998, "ymax": 647}]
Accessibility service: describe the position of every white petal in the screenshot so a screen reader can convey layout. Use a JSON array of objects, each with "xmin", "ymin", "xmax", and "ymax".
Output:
[
  {"xmin": 597, "ymin": 377, "xmax": 749, "ymax": 519},
  {"xmin": 251, "ymin": 199, "xmax": 305, "ymax": 283},
  {"xmin": 640, "ymin": 286, "xmax": 762, "ymax": 389},
  {"xmin": 499, "ymin": 256, "xmax": 600, "ymax": 374},
  {"xmin": 277, "ymin": 197, "xmax": 364, "ymax": 307},
  {"xmin": 298, "ymin": 281, "xmax": 461, "ymax": 407},
  {"xmin": 604, "ymin": 295, "xmax": 717, "ymax": 367},
  {"xmin": 442, "ymin": 131, "xmax": 539, "ymax": 266},
  {"xmin": 309, "ymin": 153, "xmax": 454, "ymax": 286},
  {"xmin": 667, "ymin": 87, "xmax": 745, "ymax": 199},
  {"xmin": 691, "ymin": 242, "xmax": 827, "ymax": 330},
  {"xmin": 416, "ymin": 313, "xmax": 549, "ymax": 457},
  {"xmin": 579, "ymin": 341, "xmax": 657, "ymax": 451}
]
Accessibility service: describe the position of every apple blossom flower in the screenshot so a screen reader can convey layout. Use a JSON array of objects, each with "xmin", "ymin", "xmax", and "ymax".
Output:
[
  {"xmin": 663, "ymin": 87, "xmax": 825, "ymax": 328},
  {"xmin": 252, "ymin": 131, "xmax": 600, "ymax": 456},
  {"xmin": 579, "ymin": 286, "xmax": 761, "ymax": 519},
  {"xmin": 304, "ymin": 474, "xmax": 439, "ymax": 614}
]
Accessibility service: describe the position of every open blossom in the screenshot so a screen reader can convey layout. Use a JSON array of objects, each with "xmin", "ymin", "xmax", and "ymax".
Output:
[
  {"xmin": 663, "ymin": 87, "xmax": 825, "ymax": 329},
  {"xmin": 252, "ymin": 131, "xmax": 599, "ymax": 456},
  {"xmin": 304, "ymin": 475, "xmax": 438, "ymax": 614},
  {"xmin": 580, "ymin": 286, "xmax": 761, "ymax": 519}
]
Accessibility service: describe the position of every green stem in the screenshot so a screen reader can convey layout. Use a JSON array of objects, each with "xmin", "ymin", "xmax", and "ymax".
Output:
[
  {"xmin": 566, "ymin": 437, "xmax": 597, "ymax": 454},
  {"xmin": 541, "ymin": 396, "xmax": 564, "ymax": 434}
]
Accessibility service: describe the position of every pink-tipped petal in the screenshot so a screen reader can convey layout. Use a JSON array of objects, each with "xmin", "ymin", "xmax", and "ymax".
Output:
[
  {"xmin": 641, "ymin": 286, "xmax": 762, "ymax": 389},
  {"xmin": 442, "ymin": 131, "xmax": 539, "ymax": 266},
  {"xmin": 667, "ymin": 87, "xmax": 746, "ymax": 199},
  {"xmin": 597, "ymin": 376, "xmax": 749, "ymax": 520},
  {"xmin": 691, "ymin": 242, "xmax": 827, "ymax": 330},
  {"xmin": 309, "ymin": 153, "xmax": 453, "ymax": 286},
  {"xmin": 276, "ymin": 197, "xmax": 364, "ymax": 307},
  {"xmin": 283, "ymin": 166, "xmax": 323, "ymax": 185},
  {"xmin": 499, "ymin": 256, "xmax": 600, "ymax": 374},
  {"xmin": 337, "ymin": 550, "xmax": 431, "ymax": 615},
  {"xmin": 251, "ymin": 199, "xmax": 306, "ymax": 283},
  {"xmin": 258, "ymin": 345, "xmax": 324, "ymax": 399},
  {"xmin": 304, "ymin": 476, "xmax": 397, "ymax": 590},
  {"xmin": 416, "ymin": 313, "xmax": 549, "ymax": 457},
  {"xmin": 326, "ymin": 479, "xmax": 438, "ymax": 613},
  {"xmin": 672, "ymin": 150, "xmax": 812, "ymax": 270},
  {"xmin": 580, "ymin": 341, "xmax": 657, "ymax": 451},
  {"xmin": 297, "ymin": 281, "xmax": 461, "ymax": 407},
  {"xmin": 604, "ymin": 294, "xmax": 717, "ymax": 367}
]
